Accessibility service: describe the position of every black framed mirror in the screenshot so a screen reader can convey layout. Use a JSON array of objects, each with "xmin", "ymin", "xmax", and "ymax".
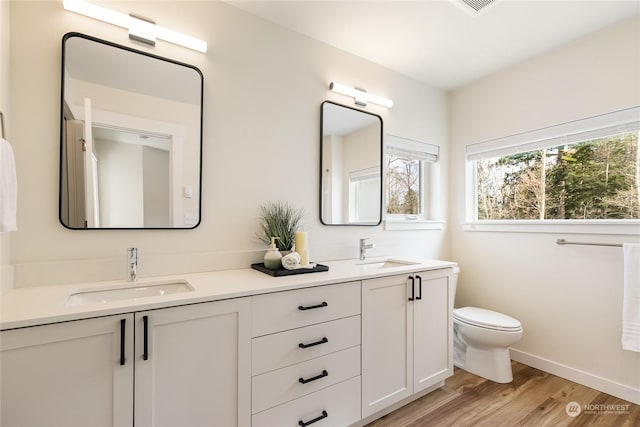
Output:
[
  {"xmin": 59, "ymin": 32, "xmax": 203, "ymax": 229},
  {"xmin": 320, "ymin": 101, "xmax": 383, "ymax": 226}
]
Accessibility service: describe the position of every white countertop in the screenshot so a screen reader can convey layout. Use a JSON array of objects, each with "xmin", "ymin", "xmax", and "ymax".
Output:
[{"xmin": 0, "ymin": 257, "xmax": 456, "ymax": 330}]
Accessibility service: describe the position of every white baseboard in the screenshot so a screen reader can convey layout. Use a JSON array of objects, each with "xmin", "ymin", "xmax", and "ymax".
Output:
[{"xmin": 510, "ymin": 348, "xmax": 640, "ymax": 405}]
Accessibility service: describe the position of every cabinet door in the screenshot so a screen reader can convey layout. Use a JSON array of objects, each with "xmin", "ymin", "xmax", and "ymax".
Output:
[
  {"xmin": 361, "ymin": 275, "xmax": 413, "ymax": 418},
  {"xmin": 413, "ymin": 271, "xmax": 453, "ymax": 393},
  {"xmin": 1, "ymin": 314, "xmax": 134, "ymax": 427},
  {"xmin": 134, "ymin": 298, "xmax": 251, "ymax": 427}
]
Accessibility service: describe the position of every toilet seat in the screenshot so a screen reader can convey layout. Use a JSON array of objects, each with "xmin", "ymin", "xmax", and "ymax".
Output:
[{"xmin": 454, "ymin": 307, "xmax": 522, "ymax": 332}]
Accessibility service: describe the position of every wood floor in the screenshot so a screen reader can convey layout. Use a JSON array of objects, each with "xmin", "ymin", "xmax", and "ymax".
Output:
[{"xmin": 366, "ymin": 361, "xmax": 639, "ymax": 427}]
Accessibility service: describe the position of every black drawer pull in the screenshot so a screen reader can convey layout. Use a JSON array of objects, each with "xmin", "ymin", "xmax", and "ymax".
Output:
[
  {"xmin": 142, "ymin": 315, "xmax": 149, "ymax": 361},
  {"xmin": 416, "ymin": 275, "xmax": 423, "ymax": 300},
  {"xmin": 298, "ymin": 410, "xmax": 328, "ymax": 427},
  {"xmin": 298, "ymin": 301, "xmax": 328, "ymax": 311},
  {"xmin": 299, "ymin": 337, "xmax": 329, "ymax": 349},
  {"xmin": 408, "ymin": 276, "xmax": 415, "ymax": 301},
  {"xmin": 298, "ymin": 369, "xmax": 328, "ymax": 384},
  {"xmin": 119, "ymin": 319, "xmax": 126, "ymax": 366}
]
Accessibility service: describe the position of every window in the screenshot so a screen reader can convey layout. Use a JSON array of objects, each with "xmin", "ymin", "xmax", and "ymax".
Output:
[
  {"xmin": 386, "ymin": 156, "xmax": 421, "ymax": 217},
  {"xmin": 466, "ymin": 107, "xmax": 640, "ymax": 226},
  {"xmin": 385, "ymin": 135, "xmax": 441, "ymax": 229}
]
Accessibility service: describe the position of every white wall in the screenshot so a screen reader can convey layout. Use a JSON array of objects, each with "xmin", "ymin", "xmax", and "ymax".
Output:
[
  {"xmin": 8, "ymin": 1, "xmax": 449, "ymax": 287},
  {"xmin": 449, "ymin": 16, "xmax": 640, "ymax": 403}
]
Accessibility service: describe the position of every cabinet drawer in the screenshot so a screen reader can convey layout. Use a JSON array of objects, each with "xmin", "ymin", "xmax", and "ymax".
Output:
[
  {"xmin": 251, "ymin": 281, "xmax": 361, "ymax": 337},
  {"xmin": 252, "ymin": 315, "xmax": 361, "ymax": 375},
  {"xmin": 252, "ymin": 346, "xmax": 360, "ymax": 414},
  {"xmin": 252, "ymin": 376, "xmax": 361, "ymax": 427}
]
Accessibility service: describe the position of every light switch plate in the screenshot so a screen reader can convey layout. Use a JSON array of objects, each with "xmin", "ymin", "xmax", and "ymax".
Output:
[{"xmin": 184, "ymin": 185, "xmax": 193, "ymax": 198}]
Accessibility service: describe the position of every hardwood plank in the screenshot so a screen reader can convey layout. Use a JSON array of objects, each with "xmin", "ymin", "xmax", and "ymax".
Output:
[
  {"xmin": 551, "ymin": 380, "xmax": 601, "ymax": 404},
  {"xmin": 518, "ymin": 397, "xmax": 575, "ymax": 427},
  {"xmin": 405, "ymin": 387, "xmax": 495, "ymax": 426},
  {"xmin": 364, "ymin": 362, "xmax": 639, "ymax": 427},
  {"xmin": 475, "ymin": 371, "xmax": 568, "ymax": 425},
  {"xmin": 444, "ymin": 367, "xmax": 486, "ymax": 393},
  {"xmin": 366, "ymin": 387, "xmax": 459, "ymax": 427}
]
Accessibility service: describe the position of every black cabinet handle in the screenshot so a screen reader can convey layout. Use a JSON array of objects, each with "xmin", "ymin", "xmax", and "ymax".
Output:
[
  {"xmin": 298, "ymin": 369, "xmax": 328, "ymax": 384},
  {"xmin": 408, "ymin": 276, "xmax": 415, "ymax": 301},
  {"xmin": 119, "ymin": 319, "xmax": 126, "ymax": 366},
  {"xmin": 298, "ymin": 301, "xmax": 328, "ymax": 311},
  {"xmin": 143, "ymin": 315, "xmax": 149, "ymax": 361},
  {"xmin": 416, "ymin": 275, "xmax": 423, "ymax": 300},
  {"xmin": 298, "ymin": 410, "xmax": 328, "ymax": 427},
  {"xmin": 299, "ymin": 337, "xmax": 328, "ymax": 349}
]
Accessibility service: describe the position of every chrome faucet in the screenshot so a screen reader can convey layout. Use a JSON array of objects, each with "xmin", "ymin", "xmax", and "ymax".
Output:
[
  {"xmin": 359, "ymin": 238, "xmax": 375, "ymax": 261},
  {"xmin": 127, "ymin": 247, "xmax": 137, "ymax": 282}
]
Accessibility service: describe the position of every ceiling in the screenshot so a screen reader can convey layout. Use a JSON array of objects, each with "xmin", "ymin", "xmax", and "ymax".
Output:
[{"xmin": 227, "ymin": 0, "xmax": 640, "ymax": 91}]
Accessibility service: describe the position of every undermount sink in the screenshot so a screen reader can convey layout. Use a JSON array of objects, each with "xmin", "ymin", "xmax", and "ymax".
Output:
[
  {"xmin": 65, "ymin": 280, "xmax": 193, "ymax": 307},
  {"xmin": 357, "ymin": 259, "xmax": 419, "ymax": 269}
]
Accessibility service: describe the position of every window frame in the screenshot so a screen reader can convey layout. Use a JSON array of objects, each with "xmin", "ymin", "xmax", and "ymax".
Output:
[{"xmin": 464, "ymin": 107, "xmax": 640, "ymax": 235}]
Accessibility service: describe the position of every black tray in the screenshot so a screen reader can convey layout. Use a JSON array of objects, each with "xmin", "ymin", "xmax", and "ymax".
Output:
[{"xmin": 251, "ymin": 263, "xmax": 329, "ymax": 277}]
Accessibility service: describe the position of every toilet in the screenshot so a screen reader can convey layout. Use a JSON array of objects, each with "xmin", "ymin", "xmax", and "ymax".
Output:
[{"xmin": 451, "ymin": 268, "xmax": 523, "ymax": 383}]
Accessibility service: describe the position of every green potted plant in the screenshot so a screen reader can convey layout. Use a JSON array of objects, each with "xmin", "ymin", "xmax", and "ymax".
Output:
[{"xmin": 256, "ymin": 201, "xmax": 303, "ymax": 252}]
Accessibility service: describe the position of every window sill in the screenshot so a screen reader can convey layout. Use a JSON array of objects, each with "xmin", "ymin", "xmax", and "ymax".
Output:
[
  {"xmin": 384, "ymin": 219, "xmax": 445, "ymax": 231},
  {"xmin": 462, "ymin": 220, "xmax": 640, "ymax": 235}
]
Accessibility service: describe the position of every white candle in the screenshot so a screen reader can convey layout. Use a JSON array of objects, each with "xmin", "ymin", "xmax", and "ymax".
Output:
[
  {"xmin": 298, "ymin": 248, "xmax": 310, "ymax": 266},
  {"xmin": 295, "ymin": 231, "xmax": 307, "ymax": 250}
]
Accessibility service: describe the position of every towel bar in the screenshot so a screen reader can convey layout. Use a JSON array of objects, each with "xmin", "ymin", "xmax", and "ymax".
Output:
[{"xmin": 556, "ymin": 238, "xmax": 622, "ymax": 248}]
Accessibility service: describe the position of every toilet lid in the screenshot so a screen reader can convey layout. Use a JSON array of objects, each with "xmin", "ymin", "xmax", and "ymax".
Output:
[{"xmin": 454, "ymin": 307, "xmax": 522, "ymax": 331}]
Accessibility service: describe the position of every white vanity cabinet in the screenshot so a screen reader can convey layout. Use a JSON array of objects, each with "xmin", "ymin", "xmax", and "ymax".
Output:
[
  {"xmin": 250, "ymin": 281, "xmax": 362, "ymax": 427},
  {"xmin": 0, "ymin": 314, "xmax": 135, "ymax": 427},
  {"xmin": 0, "ymin": 297, "xmax": 251, "ymax": 427},
  {"xmin": 0, "ymin": 260, "xmax": 457, "ymax": 427},
  {"xmin": 135, "ymin": 297, "xmax": 251, "ymax": 427},
  {"xmin": 361, "ymin": 269, "xmax": 454, "ymax": 418}
]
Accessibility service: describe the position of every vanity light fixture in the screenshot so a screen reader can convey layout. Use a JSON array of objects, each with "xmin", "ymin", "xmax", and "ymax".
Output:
[
  {"xmin": 62, "ymin": 0, "xmax": 208, "ymax": 53},
  {"xmin": 329, "ymin": 82, "xmax": 393, "ymax": 108}
]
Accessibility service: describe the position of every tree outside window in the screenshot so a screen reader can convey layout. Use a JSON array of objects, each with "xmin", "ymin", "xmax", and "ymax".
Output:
[
  {"xmin": 476, "ymin": 132, "xmax": 639, "ymax": 220},
  {"xmin": 386, "ymin": 155, "xmax": 422, "ymax": 216}
]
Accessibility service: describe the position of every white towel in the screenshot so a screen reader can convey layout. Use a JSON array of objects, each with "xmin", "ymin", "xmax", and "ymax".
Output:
[
  {"xmin": 622, "ymin": 243, "xmax": 640, "ymax": 352},
  {"xmin": 0, "ymin": 138, "xmax": 17, "ymax": 232},
  {"xmin": 282, "ymin": 252, "xmax": 301, "ymax": 270}
]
